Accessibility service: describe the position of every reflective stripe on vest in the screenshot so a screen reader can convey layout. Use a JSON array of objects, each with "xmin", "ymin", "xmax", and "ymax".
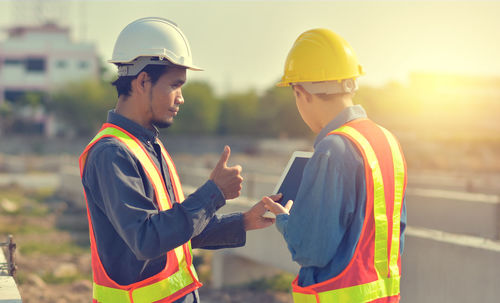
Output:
[
  {"xmin": 292, "ymin": 121, "xmax": 405, "ymax": 303},
  {"xmin": 92, "ymin": 263, "xmax": 199, "ymax": 303},
  {"xmin": 80, "ymin": 124, "xmax": 201, "ymax": 303}
]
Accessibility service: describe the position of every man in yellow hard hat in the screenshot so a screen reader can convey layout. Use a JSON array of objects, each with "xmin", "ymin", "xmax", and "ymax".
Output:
[
  {"xmin": 79, "ymin": 17, "xmax": 279, "ymax": 303},
  {"xmin": 263, "ymin": 28, "xmax": 407, "ymax": 302}
]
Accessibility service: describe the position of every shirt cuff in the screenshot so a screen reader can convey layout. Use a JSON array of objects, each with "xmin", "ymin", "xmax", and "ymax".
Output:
[
  {"xmin": 191, "ymin": 213, "xmax": 246, "ymax": 249},
  {"xmin": 276, "ymin": 213, "xmax": 289, "ymax": 235},
  {"xmin": 181, "ymin": 180, "xmax": 226, "ymax": 215},
  {"xmin": 204, "ymin": 180, "xmax": 226, "ymax": 210}
]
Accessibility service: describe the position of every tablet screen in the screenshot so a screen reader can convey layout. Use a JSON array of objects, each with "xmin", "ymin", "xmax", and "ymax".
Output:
[{"xmin": 274, "ymin": 151, "xmax": 313, "ymax": 206}]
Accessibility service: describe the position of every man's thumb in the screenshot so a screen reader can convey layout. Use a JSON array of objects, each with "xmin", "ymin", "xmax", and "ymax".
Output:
[{"xmin": 216, "ymin": 145, "xmax": 231, "ymax": 168}]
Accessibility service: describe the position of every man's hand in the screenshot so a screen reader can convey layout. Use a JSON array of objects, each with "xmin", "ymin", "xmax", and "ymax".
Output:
[
  {"xmin": 243, "ymin": 194, "xmax": 283, "ymax": 231},
  {"xmin": 209, "ymin": 146, "xmax": 243, "ymax": 200},
  {"xmin": 262, "ymin": 196, "xmax": 293, "ymax": 216}
]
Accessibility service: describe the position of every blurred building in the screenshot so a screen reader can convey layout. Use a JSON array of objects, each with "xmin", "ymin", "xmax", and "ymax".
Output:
[{"xmin": 0, "ymin": 22, "xmax": 99, "ymax": 136}]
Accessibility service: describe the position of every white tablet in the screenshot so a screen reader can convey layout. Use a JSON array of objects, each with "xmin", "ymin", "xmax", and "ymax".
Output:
[{"xmin": 274, "ymin": 151, "xmax": 313, "ymax": 206}]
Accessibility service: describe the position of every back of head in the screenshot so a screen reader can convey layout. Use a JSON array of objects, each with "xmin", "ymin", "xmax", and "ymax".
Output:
[{"xmin": 277, "ymin": 28, "xmax": 364, "ymax": 97}]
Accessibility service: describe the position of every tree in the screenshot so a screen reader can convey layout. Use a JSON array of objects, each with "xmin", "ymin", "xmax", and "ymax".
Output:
[
  {"xmin": 0, "ymin": 102, "xmax": 14, "ymax": 135},
  {"xmin": 257, "ymin": 85, "xmax": 311, "ymax": 138},
  {"xmin": 217, "ymin": 90, "xmax": 260, "ymax": 136},
  {"xmin": 50, "ymin": 80, "xmax": 116, "ymax": 136},
  {"xmin": 168, "ymin": 81, "xmax": 219, "ymax": 134}
]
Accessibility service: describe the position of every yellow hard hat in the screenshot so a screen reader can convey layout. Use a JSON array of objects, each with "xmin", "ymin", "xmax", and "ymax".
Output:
[{"xmin": 277, "ymin": 28, "xmax": 364, "ymax": 87}]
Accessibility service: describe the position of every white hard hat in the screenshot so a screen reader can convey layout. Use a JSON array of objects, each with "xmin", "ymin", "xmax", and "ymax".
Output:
[{"xmin": 109, "ymin": 17, "xmax": 203, "ymax": 76}]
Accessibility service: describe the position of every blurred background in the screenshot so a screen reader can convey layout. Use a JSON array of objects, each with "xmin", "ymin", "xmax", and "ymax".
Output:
[{"xmin": 0, "ymin": 0, "xmax": 499, "ymax": 302}]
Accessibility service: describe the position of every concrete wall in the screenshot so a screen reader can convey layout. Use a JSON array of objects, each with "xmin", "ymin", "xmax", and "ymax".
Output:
[
  {"xmin": 402, "ymin": 227, "xmax": 500, "ymax": 303},
  {"xmin": 212, "ymin": 197, "xmax": 500, "ymax": 302},
  {"xmin": 406, "ymin": 188, "xmax": 500, "ymax": 240},
  {"xmin": 56, "ymin": 167, "xmax": 500, "ymax": 301}
]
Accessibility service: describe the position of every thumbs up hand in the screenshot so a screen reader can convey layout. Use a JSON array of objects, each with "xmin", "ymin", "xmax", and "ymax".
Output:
[{"xmin": 209, "ymin": 146, "xmax": 243, "ymax": 200}]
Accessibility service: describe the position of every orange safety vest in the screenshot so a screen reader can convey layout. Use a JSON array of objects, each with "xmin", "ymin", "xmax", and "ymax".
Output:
[
  {"xmin": 292, "ymin": 119, "xmax": 407, "ymax": 303},
  {"xmin": 79, "ymin": 123, "xmax": 202, "ymax": 303}
]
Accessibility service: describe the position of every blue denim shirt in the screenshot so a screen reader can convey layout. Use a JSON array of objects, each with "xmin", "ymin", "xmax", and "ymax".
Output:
[
  {"xmin": 82, "ymin": 111, "xmax": 246, "ymax": 303},
  {"xmin": 276, "ymin": 105, "xmax": 407, "ymax": 287}
]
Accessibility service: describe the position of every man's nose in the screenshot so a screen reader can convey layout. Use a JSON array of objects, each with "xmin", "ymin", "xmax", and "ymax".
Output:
[{"xmin": 175, "ymin": 91, "xmax": 184, "ymax": 104}]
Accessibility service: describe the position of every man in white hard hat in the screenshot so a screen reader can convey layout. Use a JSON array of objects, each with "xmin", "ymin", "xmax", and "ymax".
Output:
[
  {"xmin": 79, "ymin": 17, "xmax": 280, "ymax": 303},
  {"xmin": 263, "ymin": 28, "xmax": 407, "ymax": 302}
]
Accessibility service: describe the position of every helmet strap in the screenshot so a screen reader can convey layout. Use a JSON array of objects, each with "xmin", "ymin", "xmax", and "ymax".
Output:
[
  {"xmin": 116, "ymin": 56, "xmax": 174, "ymax": 77},
  {"xmin": 296, "ymin": 79, "xmax": 358, "ymax": 95}
]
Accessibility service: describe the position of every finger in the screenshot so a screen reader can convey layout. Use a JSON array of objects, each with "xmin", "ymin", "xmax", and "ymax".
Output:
[
  {"xmin": 253, "ymin": 200, "xmax": 268, "ymax": 214},
  {"xmin": 261, "ymin": 218, "xmax": 275, "ymax": 227},
  {"xmin": 261, "ymin": 196, "xmax": 274, "ymax": 207},
  {"xmin": 227, "ymin": 191, "xmax": 241, "ymax": 199},
  {"xmin": 262, "ymin": 197, "xmax": 283, "ymax": 214},
  {"xmin": 269, "ymin": 193, "xmax": 283, "ymax": 202},
  {"xmin": 261, "ymin": 197, "xmax": 278, "ymax": 212},
  {"xmin": 215, "ymin": 145, "xmax": 231, "ymax": 169},
  {"xmin": 284, "ymin": 200, "xmax": 294, "ymax": 211}
]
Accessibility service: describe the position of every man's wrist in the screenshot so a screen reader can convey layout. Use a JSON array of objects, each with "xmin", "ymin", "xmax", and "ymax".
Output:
[{"xmin": 206, "ymin": 180, "xmax": 226, "ymax": 209}]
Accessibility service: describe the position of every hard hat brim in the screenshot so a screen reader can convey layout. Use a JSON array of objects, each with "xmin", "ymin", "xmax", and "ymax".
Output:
[{"xmin": 109, "ymin": 56, "xmax": 203, "ymax": 76}]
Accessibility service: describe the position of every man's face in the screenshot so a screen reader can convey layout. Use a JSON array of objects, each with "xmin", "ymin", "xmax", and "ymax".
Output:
[{"xmin": 148, "ymin": 67, "xmax": 186, "ymax": 128}]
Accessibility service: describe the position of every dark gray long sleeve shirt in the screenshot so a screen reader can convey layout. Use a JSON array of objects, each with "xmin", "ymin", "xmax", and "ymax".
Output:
[{"xmin": 81, "ymin": 111, "xmax": 246, "ymax": 302}]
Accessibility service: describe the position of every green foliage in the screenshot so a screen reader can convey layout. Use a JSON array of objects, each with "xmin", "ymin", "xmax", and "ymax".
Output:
[
  {"xmin": 19, "ymin": 92, "xmax": 44, "ymax": 108},
  {"xmin": 245, "ymin": 273, "xmax": 294, "ymax": 292},
  {"xmin": 46, "ymin": 77, "xmax": 313, "ymax": 138},
  {"xmin": 50, "ymin": 80, "xmax": 116, "ymax": 136},
  {"xmin": 218, "ymin": 90, "xmax": 259, "ymax": 136},
  {"xmin": 0, "ymin": 102, "xmax": 13, "ymax": 117},
  {"xmin": 169, "ymin": 81, "xmax": 219, "ymax": 134},
  {"xmin": 0, "ymin": 187, "xmax": 49, "ymax": 216},
  {"xmin": 0, "ymin": 224, "xmax": 52, "ymax": 235},
  {"xmin": 41, "ymin": 272, "xmax": 91, "ymax": 285},
  {"xmin": 257, "ymin": 86, "xmax": 310, "ymax": 138},
  {"xmin": 19, "ymin": 242, "xmax": 87, "ymax": 256}
]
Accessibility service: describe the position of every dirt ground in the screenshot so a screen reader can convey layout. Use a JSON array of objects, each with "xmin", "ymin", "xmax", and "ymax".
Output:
[
  {"xmin": 16, "ymin": 251, "xmax": 292, "ymax": 302},
  {"xmin": 0, "ymin": 186, "xmax": 291, "ymax": 303},
  {"xmin": 14, "ymin": 231, "xmax": 293, "ymax": 303}
]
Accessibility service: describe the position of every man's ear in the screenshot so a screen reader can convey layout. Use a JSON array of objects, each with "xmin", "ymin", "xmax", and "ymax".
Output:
[
  {"xmin": 294, "ymin": 84, "xmax": 313, "ymax": 103},
  {"xmin": 131, "ymin": 71, "xmax": 150, "ymax": 95}
]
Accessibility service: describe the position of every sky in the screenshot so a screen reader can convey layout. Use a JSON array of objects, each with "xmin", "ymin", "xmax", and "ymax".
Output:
[{"xmin": 0, "ymin": 0, "xmax": 499, "ymax": 95}]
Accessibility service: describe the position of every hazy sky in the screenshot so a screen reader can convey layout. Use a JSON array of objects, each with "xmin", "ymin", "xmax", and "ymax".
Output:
[{"xmin": 0, "ymin": 0, "xmax": 499, "ymax": 94}]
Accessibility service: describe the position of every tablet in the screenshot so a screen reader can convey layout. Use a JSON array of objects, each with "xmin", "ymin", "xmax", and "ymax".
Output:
[{"xmin": 273, "ymin": 151, "xmax": 313, "ymax": 206}]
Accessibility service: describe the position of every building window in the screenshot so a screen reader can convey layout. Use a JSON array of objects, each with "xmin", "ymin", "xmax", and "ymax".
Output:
[
  {"xmin": 56, "ymin": 60, "xmax": 67, "ymax": 68},
  {"xmin": 4, "ymin": 59, "xmax": 23, "ymax": 65},
  {"xmin": 78, "ymin": 61, "xmax": 89, "ymax": 69},
  {"xmin": 26, "ymin": 58, "xmax": 46, "ymax": 73},
  {"xmin": 4, "ymin": 90, "xmax": 26, "ymax": 103}
]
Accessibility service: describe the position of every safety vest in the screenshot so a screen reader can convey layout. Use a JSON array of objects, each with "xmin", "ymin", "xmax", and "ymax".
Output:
[
  {"xmin": 79, "ymin": 123, "xmax": 202, "ymax": 303},
  {"xmin": 292, "ymin": 119, "xmax": 406, "ymax": 303}
]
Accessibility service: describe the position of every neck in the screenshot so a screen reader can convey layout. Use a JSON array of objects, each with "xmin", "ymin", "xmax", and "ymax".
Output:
[
  {"xmin": 315, "ymin": 94, "xmax": 353, "ymax": 131},
  {"xmin": 115, "ymin": 96, "xmax": 153, "ymax": 130}
]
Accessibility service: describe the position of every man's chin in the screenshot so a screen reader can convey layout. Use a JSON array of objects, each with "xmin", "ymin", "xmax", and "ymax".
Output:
[{"xmin": 152, "ymin": 120, "xmax": 172, "ymax": 129}]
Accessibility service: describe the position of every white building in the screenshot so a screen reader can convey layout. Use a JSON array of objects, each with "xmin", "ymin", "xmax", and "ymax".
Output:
[
  {"xmin": 0, "ymin": 22, "xmax": 98, "ymax": 104},
  {"xmin": 0, "ymin": 22, "xmax": 99, "ymax": 136}
]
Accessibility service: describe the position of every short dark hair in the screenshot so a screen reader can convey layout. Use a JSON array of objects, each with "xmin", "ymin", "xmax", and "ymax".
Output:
[{"xmin": 111, "ymin": 64, "xmax": 170, "ymax": 97}]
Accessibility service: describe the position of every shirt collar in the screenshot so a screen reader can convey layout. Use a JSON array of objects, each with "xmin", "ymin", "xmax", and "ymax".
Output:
[
  {"xmin": 314, "ymin": 105, "xmax": 367, "ymax": 148},
  {"xmin": 107, "ymin": 110, "xmax": 159, "ymax": 143}
]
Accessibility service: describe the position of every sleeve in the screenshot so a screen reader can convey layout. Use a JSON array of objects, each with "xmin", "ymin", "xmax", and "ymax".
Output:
[
  {"xmin": 190, "ymin": 213, "xmax": 246, "ymax": 249},
  {"xmin": 275, "ymin": 136, "xmax": 365, "ymax": 268},
  {"xmin": 83, "ymin": 143, "xmax": 225, "ymax": 261}
]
